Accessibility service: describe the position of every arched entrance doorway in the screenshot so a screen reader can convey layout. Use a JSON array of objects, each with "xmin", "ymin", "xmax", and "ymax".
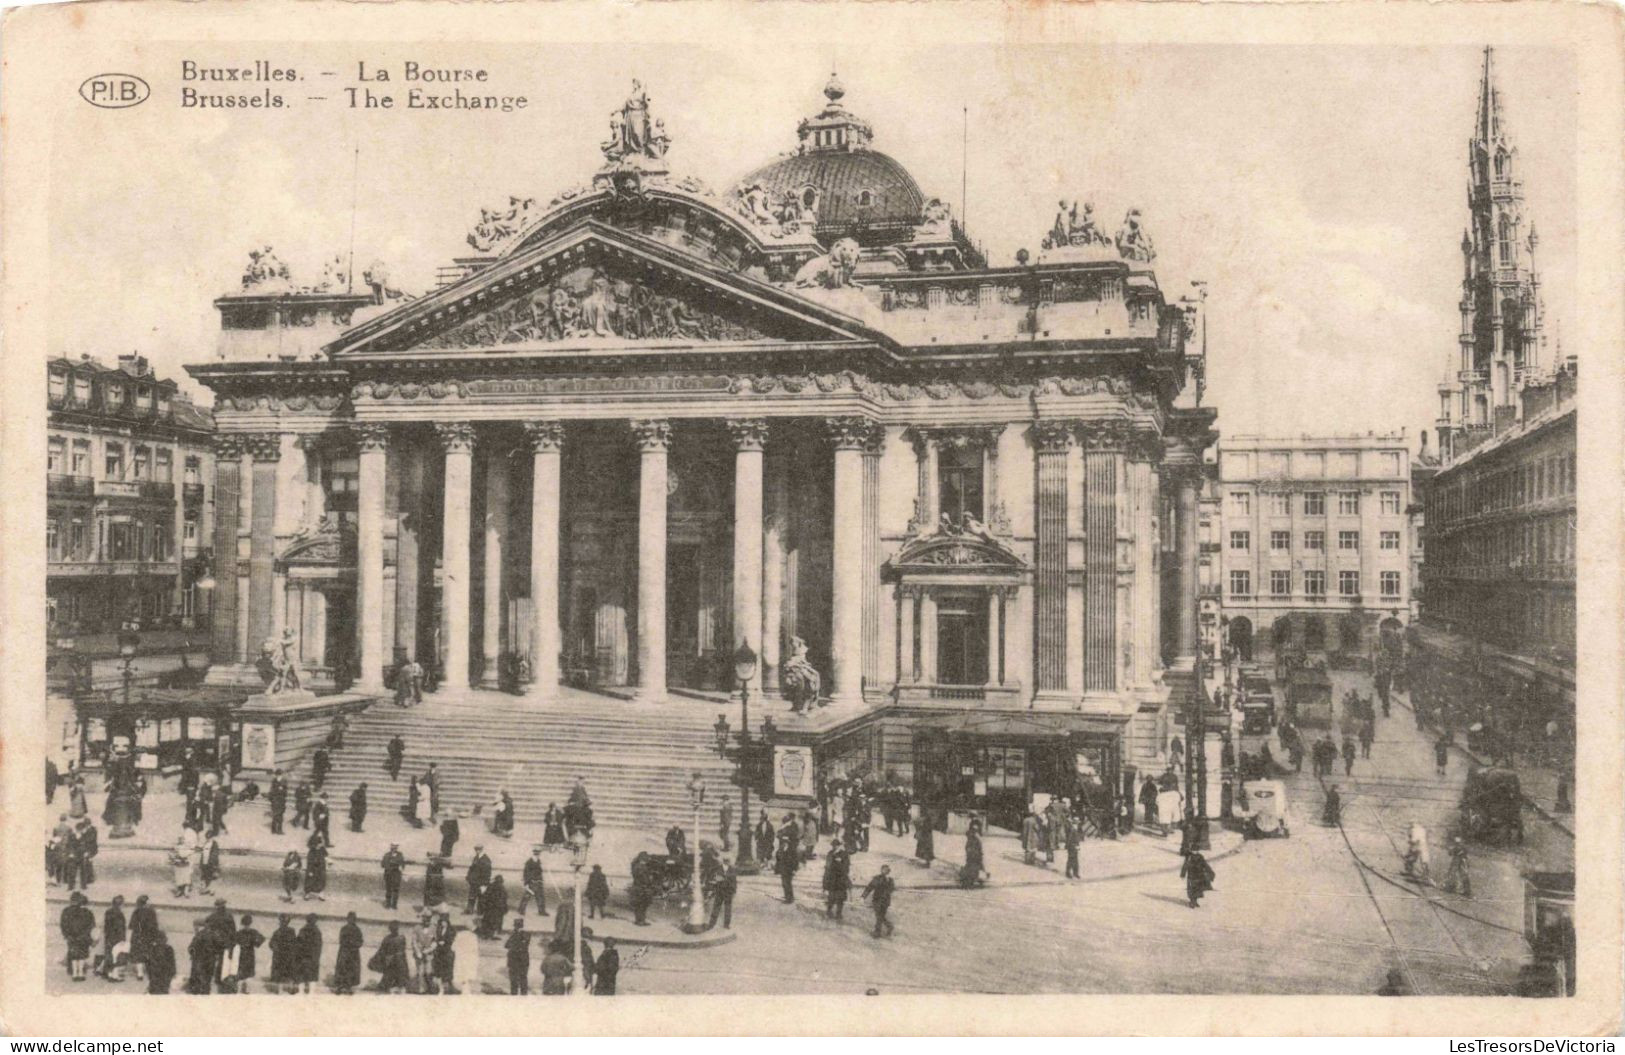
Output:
[
  {"xmin": 1303, "ymin": 616, "xmax": 1326, "ymax": 652},
  {"xmin": 1272, "ymin": 615, "xmax": 1294, "ymax": 653},
  {"xmin": 1229, "ymin": 616, "xmax": 1254, "ymax": 663}
]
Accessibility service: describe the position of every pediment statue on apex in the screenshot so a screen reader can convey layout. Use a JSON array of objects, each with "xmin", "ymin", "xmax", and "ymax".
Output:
[
  {"xmin": 1116, "ymin": 208, "xmax": 1157, "ymax": 263},
  {"xmin": 602, "ymin": 79, "xmax": 669, "ymax": 164}
]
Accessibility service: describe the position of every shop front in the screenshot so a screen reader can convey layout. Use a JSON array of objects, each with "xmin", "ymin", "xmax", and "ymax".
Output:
[
  {"xmin": 912, "ymin": 712, "xmax": 1121, "ymax": 832},
  {"xmin": 75, "ymin": 687, "xmax": 245, "ymax": 775}
]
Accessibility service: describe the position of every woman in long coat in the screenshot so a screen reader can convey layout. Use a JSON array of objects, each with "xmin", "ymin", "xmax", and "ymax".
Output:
[
  {"xmin": 280, "ymin": 851, "xmax": 302, "ymax": 902},
  {"xmin": 268, "ymin": 914, "xmax": 299, "ymax": 990},
  {"xmin": 541, "ymin": 804, "xmax": 566, "ymax": 846},
  {"xmin": 128, "ymin": 894, "xmax": 158, "ymax": 980},
  {"xmin": 145, "ymin": 928, "xmax": 176, "ymax": 995},
  {"xmin": 171, "ymin": 837, "xmax": 195, "ymax": 897},
  {"xmin": 296, "ymin": 914, "xmax": 324, "ymax": 993},
  {"xmin": 303, "ymin": 840, "xmax": 328, "ymax": 900},
  {"xmin": 432, "ymin": 916, "xmax": 457, "ymax": 996},
  {"xmin": 372, "ymin": 921, "xmax": 411, "ymax": 994},
  {"xmin": 914, "ymin": 806, "xmax": 934, "ymax": 865},
  {"xmin": 477, "ymin": 874, "xmax": 509, "ymax": 938},
  {"xmin": 1180, "ymin": 850, "xmax": 1215, "ymax": 908},
  {"xmin": 959, "ymin": 820, "xmax": 985, "ymax": 888},
  {"xmin": 422, "ymin": 855, "xmax": 447, "ymax": 907},
  {"xmin": 68, "ymin": 777, "xmax": 88, "ymax": 819},
  {"xmin": 333, "ymin": 912, "xmax": 364, "ymax": 994}
]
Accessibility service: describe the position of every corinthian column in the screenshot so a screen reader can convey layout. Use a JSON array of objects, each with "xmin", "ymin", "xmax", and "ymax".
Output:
[
  {"xmin": 479, "ymin": 437, "xmax": 511, "ymax": 689},
  {"xmin": 762, "ymin": 446, "xmax": 788, "ymax": 695},
  {"xmin": 1176, "ymin": 467, "xmax": 1201, "ymax": 660},
  {"xmin": 525, "ymin": 422, "xmax": 564, "ymax": 702},
  {"xmin": 728, "ymin": 419, "xmax": 768, "ymax": 688},
  {"xmin": 436, "ymin": 423, "xmax": 476, "ymax": 689},
  {"xmin": 632, "ymin": 419, "xmax": 671, "ymax": 700},
  {"xmin": 243, "ymin": 432, "xmax": 281, "ymax": 663},
  {"xmin": 826, "ymin": 417, "xmax": 872, "ymax": 707},
  {"xmin": 208, "ymin": 435, "xmax": 244, "ymax": 667},
  {"xmin": 354, "ymin": 423, "xmax": 389, "ymax": 694}
]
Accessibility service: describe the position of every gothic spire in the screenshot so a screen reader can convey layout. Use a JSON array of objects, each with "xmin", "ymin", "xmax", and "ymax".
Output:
[{"xmin": 1475, "ymin": 46, "xmax": 1502, "ymax": 148}]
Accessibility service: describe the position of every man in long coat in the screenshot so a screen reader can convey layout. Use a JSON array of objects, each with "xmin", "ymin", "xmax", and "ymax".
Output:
[
  {"xmin": 1180, "ymin": 850, "xmax": 1215, "ymax": 908},
  {"xmin": 59, "ymin": 891, "xmax": 96, "ymax": 982},
  {"xmin": 519, "ymin": 845, "xmax": 548, "ymax": 916},
  {"xmin": 774, "ymin": 832, "xmax": 799, "ymax": 903},
  {"xmin": 373, "ymin": 920, "xmax": 411, "ymax": 994},
  {"xmin": 333, "ymin": 912, "xmax": 364, "ymax": 994},
  {"xmin": 385, "ymin": 735, "xmax": 406, "ymax": 781},
  {"xmin": 465, "ymin": 844, "xmax": 492, "ymax": 913},
  {"xmin": 128, "ymin": 894, "xmax": 158, "ymax": 981},
  {"xmin": 268, "ymin": 914, "xmax": 299, "ymax": 992},
  {"xmin": 99, "ymin": 895, "xmax": 128, "ymax": 981},
  {"xmin": 296, "ymin": 913, "xmax": 324, "ymax": 994},
  {"xmin": 504, "ymin": 917, "xmax": 530, "ymax": 995},
  {"xmin": 861, "ymin": 864, "xmax": 897, "ymax": 938},
  {"xmin": 477, "ymin": 874, "xmax": 509, "ymax": 939},
  {"xmin": 381, "ymin": 843, "xmax": 406, "ymax": 909},
  {"xmin": 822, "ymin": 841, "xmax": 851, "ymax": 920},
  {"xmin": 349, "ymin": 783, "xmax": 368, "ymax": 833},
  {"xmin": 268, "ymin": 770, "xmax": 288, "ymax": 834}
]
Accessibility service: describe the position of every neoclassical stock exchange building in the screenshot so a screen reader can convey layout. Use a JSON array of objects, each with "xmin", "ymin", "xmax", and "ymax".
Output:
[{"xmin": 192, "ymin": 78, "xmax": 1217, "ymax": 826}]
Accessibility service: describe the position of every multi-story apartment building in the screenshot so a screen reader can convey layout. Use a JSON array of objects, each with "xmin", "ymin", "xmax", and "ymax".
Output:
[
  {"xmin": 1216, "ymin": 433, "xmax": 1412, "ymax": 664},
  {"xmin": 47, "ymin": 353, "xmax": 215, "ymax": 633}
]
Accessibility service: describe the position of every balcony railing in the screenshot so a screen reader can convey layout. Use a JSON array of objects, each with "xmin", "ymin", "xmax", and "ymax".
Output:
[{"xmin": 48, "ymin": 474, "xmax": 93, "ymax": 497}]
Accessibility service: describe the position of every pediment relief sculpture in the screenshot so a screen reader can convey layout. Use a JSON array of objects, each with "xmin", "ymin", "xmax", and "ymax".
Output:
[{"xmin": 891, "ymin": 513, "xmax": 1026, "ymax": 573}]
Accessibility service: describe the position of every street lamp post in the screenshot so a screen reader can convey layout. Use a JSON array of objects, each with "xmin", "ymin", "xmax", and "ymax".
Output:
[
  {"xmin": 1186, "ymin": 656, "xmax": 1211, "ymax": 851},
  {"xmin": 682, "ymin": 772, "xmax": 708, "ymax": 933},
  {"xmin": 569, "ymin": 829, "xmax": 589, "ymax": 996},
  {"xmin": 733, "ymin": 643, "xmax": 757, "ymax": 871}
]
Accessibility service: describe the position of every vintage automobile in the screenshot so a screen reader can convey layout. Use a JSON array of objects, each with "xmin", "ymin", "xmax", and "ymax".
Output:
[
  {"xmin": 1240, "ymin": 697, "xmax": 1275, "ymax": 735},
  {"xmin": 1517, "ymin": 871, "xmax": 1576, "ymax": 996},
  {"xmin": 1459, "ymin": 766, "xmax": 1526, "ymax": 845},
  {"xmin": 1286, "ymin": 666, "xmax": 1334, "ymax": 728},
  {"xmin": 1235, "ymin": 779, "xmax": 1290, "ymax": 839}
]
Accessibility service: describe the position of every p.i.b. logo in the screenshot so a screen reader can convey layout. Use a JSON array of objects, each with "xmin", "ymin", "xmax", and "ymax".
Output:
[{"xmin": 79, "ymin": 73, "xmax": 150, "ymax": 109}]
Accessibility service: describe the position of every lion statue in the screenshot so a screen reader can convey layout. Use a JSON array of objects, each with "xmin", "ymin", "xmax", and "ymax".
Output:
[{"xmin": 792, "ymin": 237, "xmax": 861, "ymax": 290}]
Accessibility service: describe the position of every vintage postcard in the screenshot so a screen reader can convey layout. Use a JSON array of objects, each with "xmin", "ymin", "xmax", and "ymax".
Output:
[{"xmin": 1, "ymin": 0, "xmax": 1621, "ymax": 1037}]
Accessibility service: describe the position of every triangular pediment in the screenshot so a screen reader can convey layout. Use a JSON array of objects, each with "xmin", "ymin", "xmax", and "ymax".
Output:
[
  {"xmin": 888, "ymin": 527, "xmax": 1028, "ymax": 575},
  {"xmin": 326, "ymin": 221, "xmax": 884, "ymax": 358}
]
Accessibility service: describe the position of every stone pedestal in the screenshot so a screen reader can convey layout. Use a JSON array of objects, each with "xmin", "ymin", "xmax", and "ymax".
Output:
[{"xmin": 234, "ymin": 690, "xmax": 375, "ymax": 784}]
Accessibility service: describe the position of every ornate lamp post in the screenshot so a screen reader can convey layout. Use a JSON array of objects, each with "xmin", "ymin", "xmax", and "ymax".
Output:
[
  {"xmin": 714, "ymin": 642, "xmax": 774, "ymax": 875},
  {"xmin": 569, "ymin": 829, "xmax": 589, "ymax": 996},
  {"xmin": 1185, "ymin": 654, "xmax": 1211, "ymax": 851},
  {"xmin": 106, "ymin": 632, "xmax": 143, "ymax": 839},
  {"xmin": 682, "ymin": 771, "xmax": 708, "ymax": 933}
]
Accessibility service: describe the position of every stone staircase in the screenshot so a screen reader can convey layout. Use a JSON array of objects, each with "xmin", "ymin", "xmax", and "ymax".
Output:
[{"xmin": 286, "ymin": 692, "xmax": 740, "ymax": 835}]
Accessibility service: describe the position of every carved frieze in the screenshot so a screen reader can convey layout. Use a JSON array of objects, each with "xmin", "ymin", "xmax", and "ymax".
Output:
[
  {"xmin": 416, "ymin": 265, "xmax": 765, "ymax": 349},
  {"xmin": 221, "ymin": 392, "xmax": 346, "ymax": 415}
]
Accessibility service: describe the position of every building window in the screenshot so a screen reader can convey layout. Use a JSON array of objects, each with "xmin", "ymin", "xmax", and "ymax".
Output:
[
  {"xmin": 1264, "ymin": 453, "xmax": 1289, "ymax": 477},
  {"xmin": 1304, "ymin": 531, "xmax": 1324, "ymax": 551},
  {"xmin": 1338, "ymin": 530, "xmax": 1360, "ymax": 551},
  {"xmin": 70, "ymin": 518, "xmax": 85, "ymax": 558},
  {"xmin": 1381, "ymin": 491, "xmax": 1401, "ymax": 515},
  {"xmin": 1270, "ymin": 570, "xmax": 1291, "ymax": 597},
  {"xmin": 133, "ymin": 446, "xmax": 151, "ymax": 480},
  {"xmin": 71, "ymin": 440, "xmax": 90, "ymax": 476},
  {"xmin": 1339, "ymin": 570, "xmax": 1360, "ymax": 597},
  {"xmin": 856, "ymin": 189, "xmax": 874, "ymax": 207},
  {"xmin": 46, "ymin": 518, "xmax": 59, "ymax": 558},
  {"xmin": 1498, "ymin": 215, "xmax": 1513, "ymax": 264},
  {"xmin": 184, "ymin": 519, "xmax": 198, "ymax": 543},
  {"xmin": 105, "ymin": 384, "xmax": 125, "ymax": 409},
  {"xmin": 155, "ymin": 449, "xmax": 172, "ymax": 483},
  {"xmin": 1229, "ymin": 570, "xmax": 1251, "ymax": 598},
  {"xmin": 1270, "ymin": 530, "xmax": 1290, "ymax": 552},
  {"xmin": 1303, "ymin": 570, "xmax": 1325, "ymax": 597},
  {"xmin": 1380, "ymin": 571, "xmax": 1402, "ymax": 598},
  {"xmin": 184, "ymin": 456, "xmax": 201, "ymax": 485},
  {"xmin": 1303, "ymin": 492, "xmax": 1325, "ymax": 516},
  {"xmin": 1230, "ymin": 530, "xmax": 1250, "ymax": 551},
  {"xmin": 108, "ymin": 521, "xmax": 133, "ymax": 561},
  {"xmin": 1337, "ymin": 492, "xmax": 1360, "ymax": 515},
  {"xmin": 1228, "ymin": 492, "xmax": 1250, "ymax": 516},
  {"xmin": 939, "ymin": 444, "xmax": 984, "ymax": 523},
  {"xmin": 49, "ymin": 370, "xmax": 67, "ymax": 401},
  {"xmin": 1300, "ymin": 452, "xmax": 1325, "ymax": 477},
  {"xmin": 104, "ymin": 442, "xmax": 125, "ymax": 480},
  {"xmin": 1380, "ymin": 530, "xmax": 1401, "ymax": 551},
  {"xmin": 1267, "ymin": 492, "xmax": 1290, "ymax": 516},
  {"xmin": 47, "ymin": 437, "xmax": 64, "ymax": 474},
  {"xmin": 73, "ymin": 377, "xmax": 91, "ymax": 404}
]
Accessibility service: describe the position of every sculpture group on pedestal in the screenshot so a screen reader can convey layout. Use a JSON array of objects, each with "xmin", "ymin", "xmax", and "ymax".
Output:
[{"xmin": 782, "ymin": 636, "xmax": 824, "ymax": 713}]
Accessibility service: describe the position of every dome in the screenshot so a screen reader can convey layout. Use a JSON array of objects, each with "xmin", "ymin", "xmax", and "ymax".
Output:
[{"xmin": 736, "ymin": 74, "xmax": 928, "ymax": 244}]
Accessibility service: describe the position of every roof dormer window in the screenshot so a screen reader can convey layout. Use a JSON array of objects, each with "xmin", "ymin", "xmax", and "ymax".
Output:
[{"xmin": 856, "ymin": 189, "xmax": 874, "ymax": 207}]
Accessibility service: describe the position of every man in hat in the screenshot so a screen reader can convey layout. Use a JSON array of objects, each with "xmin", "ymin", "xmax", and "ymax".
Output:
[
  {"xmin": 385, "ymin": 735, "xmax": 406, "ymax": 781},
  {"xmin": 823, "ymin": 840, "xmax": 851, "ymax": 921},
  {"xmin": 128, "ymin": 894, "xmax": 158, "ymax": 982},
  {"xmin": 98, "ymin": 894, "xmax": 128, "ymax": 981},
  {"xmin": 291, "ymin": 781, "xmax": 312, "ymax": 829},
  {"xmin": 518, "ymin": 845, "xmax": 549, "ymax": 917},
  {"xmin": 203, "ymin": 897, "xmax": 236, "ymax": 984},
  {"xmin": 349, "ymin": 782, "xmax": 369, "ymax": 833},
  {"xmin": 504, "ymin": 916, "xmax": 531, "ymax": 994},
  {"xmin": 707, "ymin": 862, "xmax": 737, "ymax": 930},
  {"xmin": 381, "ymin": 843, "xmax": 406, "ymax": 909},
  {"xmin": 268, "ymin": 769, "xmax": 288, "ymax": 834},
  {"xmin": 233, "ymin": 914, "xmax": 264, "ymax": 994},
  {"xmin": 311, "ymin": 792, "xmax": 332, "ymax": 847},
  {"xmin": 861, "ymin": 864, "xmax": 897, "ymax": 938},
  {"xmin": 439, "ymin": 811, "xmax": 460, "ymax": 860},
  {"xmin": 594, "ymin": 937, "xmax": 619, "ymax": 995},
  {"xmin": 465, "ymin": 844, "xmax": 492, "ymax": 914}
]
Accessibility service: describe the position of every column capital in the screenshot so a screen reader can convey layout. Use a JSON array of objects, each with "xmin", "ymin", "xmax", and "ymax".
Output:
[
  {"xmin": 1074, "ymin": 419, "xmax": 1134, "ymax": 453},
  {"xmin": 1163, "ymin": 460, "xmax": 1205, "ymax": 488},
  {"xmin": 909, "ymin": 424, "xmax": 1000, "ymax": 454},
  {"xmin": 523, "ymin": 420, "xmax": 566, "ymax": 453},
  {"xmin": 725, "ymin": 417, "xmax": 771, "ymax": 452},
  {"xmin": 861, "ymin": 422, "xmax": 888, "ymax": 455},
  {"xmin": 213, "ymin": 434, "xmax": 246, "ymax": 460},
  {"xmin": 294, "ymin": 433, "xmax": 326, "ymax": 454},
  {"xmin": 1124, "ymin": 427, "xmax": 1164, "ymax": 463},
  {"xmin": 1030, "ymin": 419, "xmax": 1076, "ymax": 453},
  {"xmin": 242, "ymin": 432, "xmax": 282, "ymax": 463},
  {"xmin": 630, "ymin": 418, "xmax": 672, "ymax": 452},
  {"xmin": 353, "ymin": 423, "xmax": 391, "ymax": 453},
  {"xmin": 434, "ymin": 422, "xmax": 477, "ymax": 454},
  {"xmin": 825, "ymin": 415, "xmax": 876, "ymax": 451}
]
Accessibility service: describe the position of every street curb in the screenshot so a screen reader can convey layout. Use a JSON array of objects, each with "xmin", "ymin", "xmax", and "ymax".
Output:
[{"xmin": 44, "ymin": 891, "xmax": 739, "ymax": 950}]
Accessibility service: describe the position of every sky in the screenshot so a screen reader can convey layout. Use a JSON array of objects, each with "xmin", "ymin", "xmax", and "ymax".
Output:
[{"xmin": 46, "ymin": 42, "xmax": 1576, "ymax": 444}]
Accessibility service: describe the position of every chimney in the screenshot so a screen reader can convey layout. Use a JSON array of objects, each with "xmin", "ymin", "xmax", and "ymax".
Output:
[{"xmin": 1419, "ymin": 430, "xmax": 1429, "ymax": 458}]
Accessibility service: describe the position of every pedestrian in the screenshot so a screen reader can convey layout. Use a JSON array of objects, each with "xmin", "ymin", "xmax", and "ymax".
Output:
[
  {"xmin": 1064, "ymin": 813, "xmax": 1081, "ymax": 880},
  {"xmin": 774, "ymin": 832, "xmax": 799, "ymax": 903},
  {"xmin": 95, "ymin": 894, "xmax": 128, "ymax": 982},
  {"xmin": 381, "ymin": 843, "xmax": 406, "ymax": 909},
  {"xmin": 350, "ymin": 782, "xmax": 368, "ymax": 833},
  {"xmin": 424, "ymin": 855, "xmax": 447, "ymax": 909},
  {"xmin": 312, "ymin": 793, "xmax": 332, "ymax": 847},
  {"xmin": 630, "ymin": 864, "xmax": 653, "ymax": 927},
  {"xmin": 424, "ymin": 762, "xmax": 442, "ymax": 815},
  {"xmin": 1322, "ymin": 785, "xmax": 1342, "ymax": 827},
  {"xmin": 1359, "ymin": 720, "xmax": 1375, "ymax": 760},
  {"xmin": 296, "ymin": 913, "xmax": 324, "ymax": 994},
  {"xmin": 914, "ymin": 805, "xmax": 934, "ymax": 866},
  {"xmin": 1403, "ymin": 820, "xmax": 1432, "ymax": 884},
  {"xmin": 312, "ymin": 746, "xmax": 331, "ymax": 790},
  {"xmin": 198, "ymin": 833, "xmax": 221, "ymax": 895},
  {"xmin": 540, "ymin": 940, "xmax": 572, "ymax": 995},
  {"xmin": 202, "ymin": 898, "xmax": 236, "ymax": 988},
  {"xmin": 959, "ymin": 818, "xmax": 986, "ymax": 888},
  {"xmin": 504, "ymin": 916, "xmax": 530, "ymax": 994},
  {"xmin": 184, "ymin": 919, "xmax": 216, "ymax": 995},
  {"xmin": 333, "ymin": 912, "xmax": 364, "ymax": 994},
  {"xmin": 585, "ymin": 864, "xmax": 609, "ymax": 919},
  {"xmin": 179, "ymin": 751, "xmax": 199, "ymax": 801},
  {"xmin": 386, "ymin": 735, "xmax": 405, "ymax": 781},
  {"xmin": 439, "ymin": 812, "xmax": 460, "ymax": 859},
  {"xmin": 823, "ymin": 840, "xmax": 851, "ymax": 920},
  {"xmin": 329, "ymin": 712, "xmax": 349, "ymax": 750},
  {"xmin": 268, "ymin": 913, "xmax": 299, "ymax": 993},
  {"xmin": 1442, "ymin": 836, "xmax": 1472, "ymax": 898},
  {"xmin": 232, "ymin": 914, "xmax": 264, "ymax": 994},
  {"xmin": 801, "ymin": 809, "xmax": 819, "ymax": 862},
  {"xmin": 280, "ymin": 850, "xmax": 302, "ymax": 902},
  {"xmin": 128, "ymin": 894, "xmax": 157, "ymax": 982},
  {"xmin": 1435, "ymin": 736, "xmax": 1450, "ymax": 777},
  {"xmin": 59, "ymin": 891, "xmax": 95, "ymax": 982},
  {"xmin": 518, "ymin": 846, "xmax": 549, "ymax": 916},
  {"xmin": 594, "ymin": 938, "xmax": 619, "ymax": 995},
  {"xmin": 433, "ymin": 912, "xmax": 457, "ymax": 996},
  {"xmin": 754, "ymin": 811, "xmax": 774, "ymax": 863},
  {"xmin": 372, "ymin": 920, "xmax": 410, "ymax": 994},
  {"xmin": 477, "ymin": 874, "xmax": 509, "ymax": 939},
  {"xmin": 172, "ymin": 836, "xmax": 197, "ymax": 898},
  {"xmin": 1342, "ymin": 734, "xmax": 1357, "ymax": 776},
  {"xmin": 46, "ymin": 756, "xmax": 59, "ymax": 804},
  {"xmin": 861, "ymin": 864, "xmax": 897, "ymax": 938},
  {"xmin": 303, "ymin": 837, "xmax": 328, "ymax": 901},
  {"xmin": 489, "ymin": 789, "xmax": 515, "ymax": 837},
  {"xmin": 1021, "ymin": 808, "xmax": 1041, "ymax": 866},
  {"xmin": 719, "ymin": 798, "xmax": 733, "ymax": 853},
  {"xmin": 465, "ymin": 844, "xmax": 492, "ymax": 914},
  {"xmin": 410, "ymin": 912, "xmax": 438, "ymax": 993},
  {"xmin": 665, "ymin": 823, "xmax": 686, "ymax": 860},
  {"xmin": 73, "ymin": 818, "xmax": 98, "ymax": 889},
  {"xmin": 1139, "ymin": 775, "xmax": 1159, "ymax": 830},
  {"xmin": 452, "ymin": 923, "xmax": 481, "ymax": 995},
  {"xmin": 542, "ymin": 803, "xmax": 566, "ymax": 846},
  {"xmin": 209, "ymin": 781, "xmax": 231, "ymax": 838},
  {"xmin": 707, "ymin": 863, "xmax": 736, "ymax": 930},
  {"xmin": 1180, "ymin": 850, "xmax": 1215, "ymax": 908},
  {"xmin": 268, "ymin": 769, "xmax": 287, "ymax": 834},
  {"xmin": 292, "ymin": 781, "xmax": 311, "ymax": 829},
  {"xmin": 68, "ymin": 775, "xmax": 88, "ymax": 819},
  {"xmin": 146, "ymin": 928, "xmax": 177, "ymax": 995}
]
